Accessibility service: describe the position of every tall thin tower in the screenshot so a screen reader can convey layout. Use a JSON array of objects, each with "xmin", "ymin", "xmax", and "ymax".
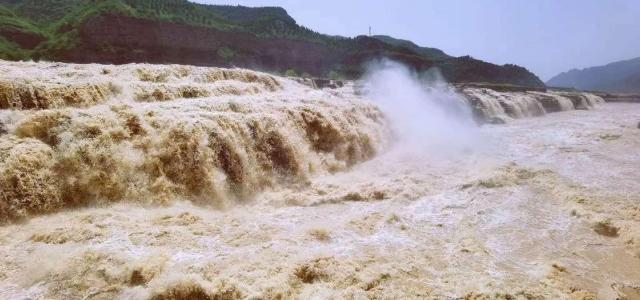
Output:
[{"xmin": 369, "ymin": 26, "xmax": 371, "ymax": 36}]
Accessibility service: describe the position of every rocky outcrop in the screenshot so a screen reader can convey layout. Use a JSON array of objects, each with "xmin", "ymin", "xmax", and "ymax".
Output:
[
  {"xmin": 68, "ymin": 14, "xmax": 341, "ymax": 77},
  {"xmin": 0, "ymin": 28, "xmax": 45, "ymax": 49},
  {"xmin": 292, "ymin": 78, "xmax": 345, "ymax": 89},
  {"xmin": 310, "ymin": 79, "xmax": 344, "ymax": 89}
]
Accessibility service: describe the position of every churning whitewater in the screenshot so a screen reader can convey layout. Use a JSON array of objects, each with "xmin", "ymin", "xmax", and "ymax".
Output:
[
  {"xmin": 1, "ymin": 60, "xmax": 639, "ymax": 299},
  {"xmin": 0, "ymin": 60, "xmax": 389, "ymax": 220}
]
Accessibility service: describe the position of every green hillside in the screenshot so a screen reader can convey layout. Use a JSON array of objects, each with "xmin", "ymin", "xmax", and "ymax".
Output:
[
  {"xmin": 372, "ymin": 35, "xmax": 451, "ymax": 61},
  {"xmin": 0, "ymin": 0, "xmax": 544, "ymax": 86}
]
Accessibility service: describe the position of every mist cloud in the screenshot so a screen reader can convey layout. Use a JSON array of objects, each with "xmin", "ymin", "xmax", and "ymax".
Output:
[{"xmin": 361, "ymin": 60, "xmax": 480, "ymax": 157}]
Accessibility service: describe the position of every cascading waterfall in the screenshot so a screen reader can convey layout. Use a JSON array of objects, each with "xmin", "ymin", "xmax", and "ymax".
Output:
[
  {"xmin": 461, "ymin": 87, "xmax": 604, "ymax": 123},
  {"xmin": 0, "ymin": 60, "xmax": 606, "ymax": 221},
  {"xmin": 0, "ymin": 61, "xmax": 389, "ymax": 221}
]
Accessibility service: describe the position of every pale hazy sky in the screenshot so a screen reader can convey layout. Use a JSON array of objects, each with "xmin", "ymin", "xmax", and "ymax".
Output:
[{"xmin": 193, "ymin": 0, "xmax": 640, "ymax": 81}]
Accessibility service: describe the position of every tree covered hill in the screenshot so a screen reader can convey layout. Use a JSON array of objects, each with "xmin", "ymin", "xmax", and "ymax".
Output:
[
  {"xmin": 0, "ymin": 0, "xmax": 544, "ymax": 87},
  {"xmin": 371, "ymin": 35, "xmax": 451, "ymax": 61}
]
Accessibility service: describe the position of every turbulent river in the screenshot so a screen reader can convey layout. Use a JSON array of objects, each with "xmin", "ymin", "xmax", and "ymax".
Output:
[{"xmin": 0, "ymin": 60, "xmax": 638, "ymax": 299}]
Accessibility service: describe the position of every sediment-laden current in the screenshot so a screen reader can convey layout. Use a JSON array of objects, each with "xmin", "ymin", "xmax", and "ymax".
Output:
[
  {"xmin": 0, "ymin": 61, "xmax": 388, "ymax": 221},
  {"xmin": 0, "ymin": 61, "xmax": 638, "ymax": 299}
]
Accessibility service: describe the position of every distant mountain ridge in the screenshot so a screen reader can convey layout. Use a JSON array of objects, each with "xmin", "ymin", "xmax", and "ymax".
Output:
[
  {"xmin": 371, "ymin": 35, "xmax": 451, "ymax": 61},
  {"xmin": 0, "ymin": 0, "xmax": 544, "ymax": 87},
  {"xmin": 547, "ymin": 57, "xmax": 640, "ymax": 92}
]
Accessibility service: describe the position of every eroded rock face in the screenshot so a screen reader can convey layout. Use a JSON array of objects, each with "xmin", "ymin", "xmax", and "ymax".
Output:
[
  {"xmin": 310, "ymin": 79, "xmax": 345, "ymax": 89},
  {"xmin": 0, "ymin": 29, "xmax": 46, "ymax": 49},
  {"xmin": 71, "ymin": 14, "xmax": 340, "ymax": 77}
]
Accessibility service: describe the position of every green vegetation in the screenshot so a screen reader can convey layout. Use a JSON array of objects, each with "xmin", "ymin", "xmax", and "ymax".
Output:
[
  {"xmin": 0, "ymin": 37, "xmax": 27, "ymax": 60},
  {"xmin": 0, "ymin": 0, "xmax": 341, "ymax": 55},
  {"xmin": 0, "ymin": 0, "xmax": 545, "ymax": 87},
  {"xmin": 216, "ymin": 47, "xmax": 235, "ymax": 59},
  {"xmin": 372, "ymin": 35, "xmax": 451, "ymax": 61},
  {"xmin": 284, "ymin": 69, "xmax": 298, "ymax": 77},
  {"xmin": 0, "ymin": 4, "xmax": 40, "ymax": 33}
]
